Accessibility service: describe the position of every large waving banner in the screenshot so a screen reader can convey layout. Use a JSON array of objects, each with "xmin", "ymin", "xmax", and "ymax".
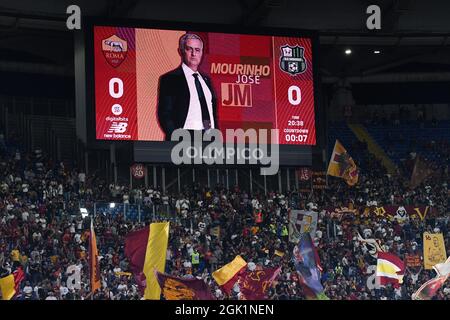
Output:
[
  {"xmin": 212, "ymin": 255, "xmax": 247, "ymax": 294},
  {"xmin": 413, "ymin": 257, "xmax": 450, "ymax": 300},
  {"xmin": 289, "ymin": 210, "xmax": 318, "ymax": 243},
  {"xmin": 325, "ymin": 205, "xmax": 432, "ymax": 221},
  {"xmin": 155, "ymin": 272, "xmax": 215, "ymax": 300},
  {"xmin": 293, "ymin": 233, "xmax": 324, "ymax": 295},
  {"xmin": 239, "ymin": 267, "xmax": 281, "ymax": 300},
  {"xmin": 423, "ymin": 233, "xmax": 447, "ymax": 270},
  {"xmin": 327, "ymin": 140, "xmax": 359, "ymax": 186},
  {"xmin": 376, "ymin": 252, "xmax": 405, "ymax": 288},
  {"xmin": 143, "ymin": 222, "xmax": 170, "ymax": 300},
  {"xmin": 405, "ymin": 255, "xmax": 422, "ymax": 268}
]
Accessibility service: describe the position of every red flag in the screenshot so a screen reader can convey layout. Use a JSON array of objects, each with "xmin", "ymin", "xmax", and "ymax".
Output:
[
  {"xmin": 327, "ymin": 140, "xmax": 359, "ymax": 186},
  {"xmin": 13, "ymin": 267, "xmax": 25, "ymax": 294},
  {"xmin": 313, "ymin": 242, "xmax": 323, "ymax": 273},
  {"xmin": 155, "ymin": 272, "xmax": 216, "ymax": 300},
  {"xmin": 124, "ymin": 226, "xmax": 149, "ymax": 273},
  {"xmin": 0, "ymin": 267, "xmax": 25, "ymax": 300},
  {"xmin": 413, "ymin": 257, "xmax": 450, "ymax": 300},
  {"xmin": 124, "ymin": 226, "xmax": 150, "ymax": 293},
  {"xmin": 239, "ymin": 267, "xmax": 281, "ymax": 300},
  {"xmin": 413, "ymin": 275, "xmax": 448, "ymax": 300},
  {"xmin": 124, "ymin": 223, "xmax": 170, "ymax": 299}
]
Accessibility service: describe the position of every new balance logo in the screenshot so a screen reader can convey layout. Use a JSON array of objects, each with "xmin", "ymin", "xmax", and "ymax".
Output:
[{"xmin": 108, "ymin": 122, "xmax": 128, "ymax": 133}]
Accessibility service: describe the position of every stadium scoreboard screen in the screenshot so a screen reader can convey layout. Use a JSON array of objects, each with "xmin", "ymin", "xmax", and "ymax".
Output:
[{"xmin": 92, "ymin": 25, "xmax": 317, "ymax": 146}]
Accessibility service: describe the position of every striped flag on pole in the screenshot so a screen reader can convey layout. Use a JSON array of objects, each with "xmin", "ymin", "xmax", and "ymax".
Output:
[
  {"xmin": 89, "ymin": 219, "xmax": 101, "ymax": 293},
  {"xmin": 327, "ymin": 140, "xmax": 359, "ymax": 186},
  {"xmin": 376, "ymin": 252, "xmax": 405, "ymax": 288},
  {"xmin": 124, "ymin": 222, "xmax": 170, "ymax": 299},
  {"xmin": 0, "ymin": 267, "xmax": 25, "ymax": 300}
]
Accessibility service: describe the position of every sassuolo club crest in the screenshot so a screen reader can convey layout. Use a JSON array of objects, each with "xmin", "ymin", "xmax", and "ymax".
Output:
[{"xmin": 279, "ymin": 45, "xmax": 307, "ymax": 76}]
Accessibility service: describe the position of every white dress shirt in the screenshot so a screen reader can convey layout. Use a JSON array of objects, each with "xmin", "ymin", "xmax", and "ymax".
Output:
[{"xmin": 181, "ymin": 63, "xmax": 215, "ymax": 130}]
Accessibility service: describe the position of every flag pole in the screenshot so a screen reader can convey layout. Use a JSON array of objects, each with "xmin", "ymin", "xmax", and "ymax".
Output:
[
  {"xmin": 89, "ymin": 217, "xmax": 101, "ymax": 298},
  {"xmin": 90, "ymin": 218, "xmax": 94, "ymax": 300}
]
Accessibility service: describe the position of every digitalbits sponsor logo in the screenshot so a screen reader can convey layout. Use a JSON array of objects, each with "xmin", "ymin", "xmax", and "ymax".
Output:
[{"xmin": 111, "ymin": 104, "xmax": 123, "ymax": 116}]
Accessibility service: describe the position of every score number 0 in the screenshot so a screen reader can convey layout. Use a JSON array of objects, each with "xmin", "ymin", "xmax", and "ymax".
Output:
[
  {"xmin": 288, "ymin": 85, "xmax": 301, "ymax": 106},
  {"xmin": 109, "ymin": 78, "xmax": 123, "ymax": 115}
]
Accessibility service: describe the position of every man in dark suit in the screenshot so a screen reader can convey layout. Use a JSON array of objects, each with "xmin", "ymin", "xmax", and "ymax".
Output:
[{"xmin": 157, "ymin": 33, "xmax": 218, "ymax": 141}]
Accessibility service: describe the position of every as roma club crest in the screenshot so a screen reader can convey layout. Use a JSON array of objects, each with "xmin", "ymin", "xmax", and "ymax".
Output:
[
  {"xmin": 279, "ymin": 45, "xmax": 307, "ymax": 76},
  {"xmin": 102, "ymin": 35, "xmax": 128, "ymax": 68}
]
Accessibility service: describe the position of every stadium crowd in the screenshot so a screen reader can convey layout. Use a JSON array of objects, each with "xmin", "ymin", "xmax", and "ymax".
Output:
[{"xmin": 0, "ymin": 132, "xmax": 449, "ymax": 300}]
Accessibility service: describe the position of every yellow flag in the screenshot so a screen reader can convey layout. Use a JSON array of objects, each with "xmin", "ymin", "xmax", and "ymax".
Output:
[
  {"xmin": 0, "ymin": 275, "xmax": 15, "ymax": 300},
  {"xmin": 212, "ymin": 255, "xmax": 247, "ymax": 286},
  {"xmin": 275, "ymin": 250, "xmax": 285, "ymax": 257},
  {"xmin": 327, "ymin": 140, "xmax": 358, "ymax": 186},
  {"xmin": 143, "ymin": 222, "xmax": 170, "ymax": 300},
  {"xmin": 115, "ymin": 271, "xmax": 133, "ymax": 277},
  {"xmin": 210, "ymin": 226, "xmax": 221, "ymax": 238},
  {"xmin": 423, "ymin": 232, "xmax": 447, "ymax": 270}
]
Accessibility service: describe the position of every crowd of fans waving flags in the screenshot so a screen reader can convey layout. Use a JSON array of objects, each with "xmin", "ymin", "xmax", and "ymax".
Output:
[{"xmin": 0, "ymin": 138, "xmax": 448, "ymax": 300}]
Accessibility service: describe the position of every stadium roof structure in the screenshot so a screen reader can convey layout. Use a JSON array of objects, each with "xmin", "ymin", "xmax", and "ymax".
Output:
[{"xmin": 0, "ymin": 0, "xmax": 450, "ymax": 82}]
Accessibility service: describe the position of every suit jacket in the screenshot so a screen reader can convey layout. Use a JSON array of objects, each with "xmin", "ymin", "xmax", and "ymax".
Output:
[{"xmin": 157, "ymin": 66, "xmax": 218, "ymax": 140}]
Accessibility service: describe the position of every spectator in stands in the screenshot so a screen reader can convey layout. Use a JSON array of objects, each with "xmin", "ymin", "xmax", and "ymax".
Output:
[{"xmin": 0, "ymin": 132, "xmax": 448, "ymax": 300}]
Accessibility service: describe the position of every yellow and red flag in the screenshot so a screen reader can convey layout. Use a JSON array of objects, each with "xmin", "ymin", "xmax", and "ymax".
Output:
[
  {"xmin": 376, "ymin": 252, "xmax": 405, "ymax": 288},
  {"xmin": 327, "ymin": 140, "xmax": 358, "ymax": 186},
  {"xmin": 212, "ymin": 255, "xmax": 247, "ymax": 294},
  {"xmin": 89, "ymin": 219, "xmax": 101, "ymax": 293},
  {"xmin": 124, "ymin": 222, "xmax": 170, "ymax": 300},
  {"xmin": 0, "ymin": 267, "xmax": 25, "ymax": 300},
  {"xmin": 143, "ymin": 222, "xmax": 170, "ymax": 300}
]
